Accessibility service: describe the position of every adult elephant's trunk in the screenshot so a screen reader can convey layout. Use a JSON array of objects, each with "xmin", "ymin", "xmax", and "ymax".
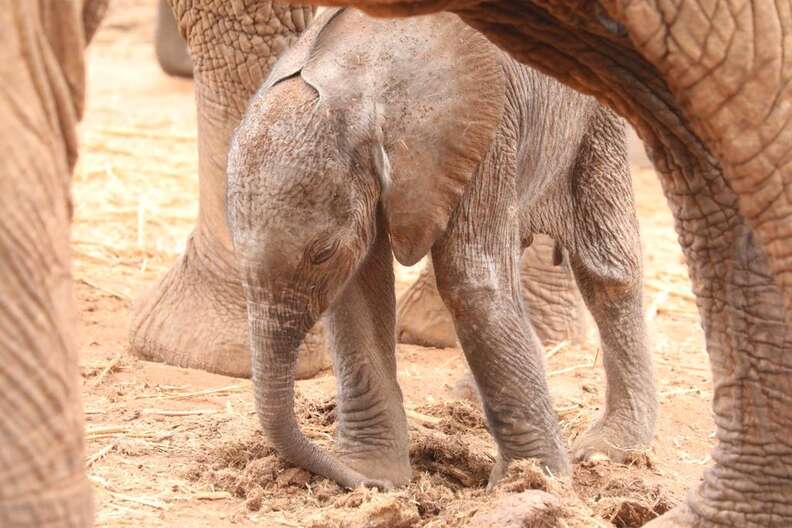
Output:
[{"xmin": 248, "ymin": 302, "xmax": 388, "ymax": 490}]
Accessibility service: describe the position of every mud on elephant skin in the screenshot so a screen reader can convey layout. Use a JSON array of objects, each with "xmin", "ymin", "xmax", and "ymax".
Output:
[
  {"xmin": 227, "ymin": 9, "xmax": 656, "ymax": 489},
  {"xmin": 280, "ymin": 0, "xmax": 792, "ymax": 526},
  {"xmin": 129, "ymin": 0, "xmax": 332, "ymax": 380}
]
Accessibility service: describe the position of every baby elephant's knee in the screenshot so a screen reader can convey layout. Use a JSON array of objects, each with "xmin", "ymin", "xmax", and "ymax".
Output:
[
  {"xmin": 437, "ymin": 279, "xmax": 507, "ymax": 321},
  {"xmin": 577, "ymin": 252, "xmax": 642, "ymax": 300}
]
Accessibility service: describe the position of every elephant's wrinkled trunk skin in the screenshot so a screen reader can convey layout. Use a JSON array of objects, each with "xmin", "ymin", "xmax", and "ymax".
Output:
[{"xmin": 246, "ymin": 300, "xmax": 390, "ymax": 490}]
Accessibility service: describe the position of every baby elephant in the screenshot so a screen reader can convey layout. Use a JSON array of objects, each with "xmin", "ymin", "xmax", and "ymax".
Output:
[{"xmin": 227, "ymin": 8, "xmax": 656, "ymax": 489}]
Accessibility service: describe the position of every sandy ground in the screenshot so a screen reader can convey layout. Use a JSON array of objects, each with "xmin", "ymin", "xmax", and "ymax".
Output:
[{"xmin": 72, "ymin": 2, "xmax": 715, "ymax": 526}]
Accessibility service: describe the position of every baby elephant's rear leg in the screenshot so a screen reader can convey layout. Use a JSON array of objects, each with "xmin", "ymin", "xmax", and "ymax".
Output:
[
  {"xmin": 569, "ymin": 108, "xmax": 657, "ymax": 463},
  {"xmin": 433, "ymin": 248, "xmax": 570, "ymax": 481},
  {"xmin": 569, "ymin": 251, "xmax": 656, "ymax": 462},
  {"xmin": 568, "ymin": 203, "xmax": 656, "ymax": 462}
]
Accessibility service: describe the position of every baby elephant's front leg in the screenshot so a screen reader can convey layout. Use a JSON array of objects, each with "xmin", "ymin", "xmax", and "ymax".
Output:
[
  {"xmin": 433, "ymin": 250, "xmax": 571, "ymax": 481},
  {"xmin": 324, "ymin": 225, "xmax": 411, "ymax": 488}
]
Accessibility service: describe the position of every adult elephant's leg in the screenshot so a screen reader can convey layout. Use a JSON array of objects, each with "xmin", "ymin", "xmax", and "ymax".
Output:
[
  {"xmin": 606, "ymin": 2, "xmax": 792, "ymax": 315},
  {"xmin": 1, "ymin": 2, "xmax": 93, "ymax": 527},
  {"xmin": 397, "ymin": 236, "xmax": 585, "ymax": 348},
  {"xmin": 154, "ymin": 0, "xmax": 192, "ymax": 78},
  {"xmin": 396, "ymin": 258, "xmax": 458, "ymax": 348},
  {"xmin": 603, "ymin": 21, "xmax": 792, "ymax": 520},
  {"xmin": 129, "ymin": 2, "xmax": 328, "ymax": 379},
  {"xmin": 642, "ymin": 143, "xmax": 792, "ymax": 528}
]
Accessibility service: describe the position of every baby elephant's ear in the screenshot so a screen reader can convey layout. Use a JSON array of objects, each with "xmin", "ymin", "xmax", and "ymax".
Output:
[
  {"xmin": 378, "ymin": 17, "xmax": 506, "ymax": 265},
  {"xmin": 301, "ymin": 11, "xmax": 507, "ymax": 266}
]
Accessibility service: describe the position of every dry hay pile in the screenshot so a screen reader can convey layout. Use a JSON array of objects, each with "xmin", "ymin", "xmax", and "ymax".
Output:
[
  {"xmin": 573, "ymin": 462, "xmax": 673, "ymax": 527},
  {"xmin": 185, "ymin": 392, "xmax": 678, "ymax": 527}
]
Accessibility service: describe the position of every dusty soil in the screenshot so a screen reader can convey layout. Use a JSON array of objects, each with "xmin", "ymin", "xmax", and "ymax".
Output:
[{"xmin": 73, "ymin": 2, "xmax": 715, "ymax": 526}]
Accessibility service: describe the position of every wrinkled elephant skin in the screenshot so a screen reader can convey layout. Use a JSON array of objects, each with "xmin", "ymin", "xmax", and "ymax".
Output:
[
  {"xmin": 274, "ymin": 0, "xmax": 792, "ymax": 525},
  {"xmin": 227, "ymin": 10, "xmax": 656, "ymax": 489},
  {"xmin": 0, "ymin": 1, "xmax": 108, "ymax": 526}
]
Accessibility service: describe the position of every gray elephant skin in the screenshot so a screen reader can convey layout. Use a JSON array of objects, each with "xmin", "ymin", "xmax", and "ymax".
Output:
[
  {"xmin": 227, "ymin": 8, "xmax": 656, "ymax": 489},
  {"xmin": 154, "ymin": 0, "xmax": 192, "ymax": 78}
]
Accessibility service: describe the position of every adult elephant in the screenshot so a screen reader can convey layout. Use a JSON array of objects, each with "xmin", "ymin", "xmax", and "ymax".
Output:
[
  {"xmin": 133, "ymin": 0, "xmax": 589, "ymax": 378},
  {"xmin": 154, "ymin": 0, "xmax": 192, "ymax": 78},
  {"xmin": 279, "ymin": 0, "xmax": 792, "ymax": 526},
  {"xmin": 128, "ymin": 0, "xmax": 331, "ymax": 379},
  {"xmin": 1, "ymin": 2, "xmax": 108, "ymax": 527},
  {"xmin": 1, "ymin": 1, "xmax": 321, "ymax": 525}
]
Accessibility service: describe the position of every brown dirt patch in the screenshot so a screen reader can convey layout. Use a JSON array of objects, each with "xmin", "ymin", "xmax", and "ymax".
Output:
[{"xmin": 176, "ymin": 392, "xmax": 677, "ymax": 526}]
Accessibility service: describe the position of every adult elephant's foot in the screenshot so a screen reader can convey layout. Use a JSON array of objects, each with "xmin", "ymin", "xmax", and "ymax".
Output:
[
  {"xmin": 129, "ymin": 232, "xmax": 329, "ymax": 379},
  {"xmin": 645, "ymin": 482, "xmax": 792, "ymax": 528},
  {"xmin": 571, "ymin": 403, "xmax": 656, "ymax": 463},
  {"xmin": 154, "ymin": 0, "xmax": 193, "ymax": 78}
]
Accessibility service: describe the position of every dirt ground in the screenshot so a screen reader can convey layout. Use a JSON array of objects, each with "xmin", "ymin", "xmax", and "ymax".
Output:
[{"xmin": 72, "ymin": 2, "xmax": 715, "ymax": 526}]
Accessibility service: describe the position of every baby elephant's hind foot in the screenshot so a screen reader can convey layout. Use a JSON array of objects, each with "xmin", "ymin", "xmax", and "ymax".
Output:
[
  {"xmin": 567, "ymin": 249, "xmax": 657, "ymax": 465},
  {"xmin": 571, "ymin": 403, "xmax": 657, "ymax": 463}
]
